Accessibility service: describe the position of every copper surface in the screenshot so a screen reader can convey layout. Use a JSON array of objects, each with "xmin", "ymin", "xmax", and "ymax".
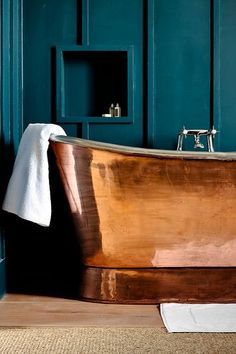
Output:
[
  {"xmin": 50, "ymin": 138, "xmax": 236, "ymax": 302},
  {"xmin": 79, "ymin": 267, "xmax": 236, "ymax": 304}
]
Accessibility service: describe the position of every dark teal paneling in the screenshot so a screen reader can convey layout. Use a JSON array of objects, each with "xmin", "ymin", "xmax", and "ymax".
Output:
[
  {"xmin": 214, "ymin": 0, "xmax": 236, "ymax": 151},
  {"xmin": 0, "ymin": 0, "xmax": 10, "ymax": 298},
  {"xmin": 2, "ymin": 0, "xmax": 23, "ymax": 150},
  {"xmin": 87, "ymin": 0, "xmax": 143, "ymax": 146},
  {"xmin": 88, "ymin": 124, "xmax": 141, "ymax": 146},
  {"xmin": 56, "ymin": 46, "xmax": 132, "ymax": 121},
  {"xmin": 23, "ymin": 0, "xmax": 142, "ymax": 146},
  {"xmin": 149, "ymin": 0, "xmax": 211, "ymax": 149},
  {"xmin": 0, "ymin": 260, "xmax": 6, "ymax": 298},
  {"xmin": 2, "ymin": 0, "xmax": 11, "ymax": 146},
  {"xmin": 11, "ymin": 0, "xmax": 23, "ymax": 151},
  {"xmin": 88, "ymin": 0, "xmax": 143, "ymax": 46},
  {"xmin": 0, "ymin": 230, "xmax": 5, "ymax": 298},
  {"xmin": 213, "ymin": 0, "xmax": 221, "ymax": 151},
  {"xmin": 23, "ymin": 0, "xmax": 78, "ymax": 128},
  {"xmin": 1, "ymin": 0, "xmax": 23, "ymax": 298}
]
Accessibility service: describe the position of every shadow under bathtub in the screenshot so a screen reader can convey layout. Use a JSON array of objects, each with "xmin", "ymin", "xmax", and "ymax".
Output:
[{"xmin": 4, "ymin": 148, "xmax": 83, "ymax": 299}]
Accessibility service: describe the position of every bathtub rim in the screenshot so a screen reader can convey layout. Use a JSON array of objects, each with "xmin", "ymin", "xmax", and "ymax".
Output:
[{"xmin": 50, "ymin": 134, "xmax": 236, "ymax": 161}]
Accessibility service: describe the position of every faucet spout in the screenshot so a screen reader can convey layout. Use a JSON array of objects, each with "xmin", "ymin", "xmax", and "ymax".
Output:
[
  {"xmin": 177, "ymin": 127, "xmax": 217, "ymax": 152},
  {"xmin": 194, "ymin": 135, "xmax": 204, "ymax": 149}
]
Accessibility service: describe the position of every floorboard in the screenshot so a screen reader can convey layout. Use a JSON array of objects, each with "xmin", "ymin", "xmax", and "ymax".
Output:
[{"xmin": 0, "ymin": 294, "xmax": 164, "ymax": 328}]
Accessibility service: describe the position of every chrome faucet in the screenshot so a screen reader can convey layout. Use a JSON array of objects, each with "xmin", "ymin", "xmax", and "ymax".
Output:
[{"xmin": 177, "ymin": 127, "xmax": 217, "ymax": 152}]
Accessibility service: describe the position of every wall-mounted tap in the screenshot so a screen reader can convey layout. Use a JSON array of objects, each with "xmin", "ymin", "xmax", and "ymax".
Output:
[{"xmin": 177, "ymin": 127, "xmax": 217, "ymax": 152}]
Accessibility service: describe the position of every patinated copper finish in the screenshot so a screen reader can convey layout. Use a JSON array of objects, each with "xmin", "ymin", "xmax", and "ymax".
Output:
[
  {"xmin": 79, "ymin": 267, "xmax": 236, "ymax": 304},
  {"xmin": 50, "ymin": 137, "xmax": 236, "ymax": 303}
]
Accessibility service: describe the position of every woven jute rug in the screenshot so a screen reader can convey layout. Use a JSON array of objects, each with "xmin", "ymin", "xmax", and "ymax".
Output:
[{"xmin": 0, "ymin": 327, "xmax": 235, "ymax": 354}]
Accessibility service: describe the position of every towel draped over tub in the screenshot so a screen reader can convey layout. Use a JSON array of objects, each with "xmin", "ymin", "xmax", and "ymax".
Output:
[{"xmin": 2, "ymin": 123, "xmax": 66, "ymax": 226}]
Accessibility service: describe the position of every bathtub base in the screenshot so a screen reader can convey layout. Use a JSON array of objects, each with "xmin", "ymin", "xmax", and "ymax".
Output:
[{"xmin": 78, "ymin": 267, "xmax": 236, "ymax": 304}]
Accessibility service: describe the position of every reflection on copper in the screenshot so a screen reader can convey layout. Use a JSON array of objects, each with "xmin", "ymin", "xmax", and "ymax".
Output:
[
  {"xmin": 60, "ymin": 145, "xmax": 82, "ymax": 214},
  {"xmin": 50, "ymin": 137, "xmax": 236, "ymax": 303}
]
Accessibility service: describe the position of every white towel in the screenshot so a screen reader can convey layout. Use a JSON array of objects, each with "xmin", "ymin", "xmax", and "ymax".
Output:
[
  {"xmin": 160, "ymin": 303, "xmax": 236, "ymax": 332},
  {"xmin": 2, "ymin": 123, "xmax": 66, "ymax": 227}
]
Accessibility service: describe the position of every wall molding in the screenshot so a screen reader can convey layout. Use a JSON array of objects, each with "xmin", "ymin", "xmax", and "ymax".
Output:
[
  {"xmin": 147, "ymin": 0, "xmax": 156, "ymax": 148},
  {"xmin": 0, "ymin": 259, "xmax": 6, "ymax": 298},
  {"xmin": 213, "ymin": 0, "xmax": 221, "ymax": 151},
  {"xmin": 0, "ymin": 0, "xmax": 23, "ymax": 298},
  {"xmin": 1, "ymin": 0, "xmax": 23, "ymax": 153}
]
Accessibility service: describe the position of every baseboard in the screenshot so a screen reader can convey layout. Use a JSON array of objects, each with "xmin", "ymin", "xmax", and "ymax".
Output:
[
  {"xmin": 0, "ymin": 258, "xmax": 6, "ymax": 299},
  {"xmin": 79, "ymin": 267, "xmax": 236, "ymax": 304}
]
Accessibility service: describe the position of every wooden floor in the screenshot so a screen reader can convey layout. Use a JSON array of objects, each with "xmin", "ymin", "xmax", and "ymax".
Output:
[{"xmin": 0, "ymin": 294, "xmax": 164, "ymax": 328}]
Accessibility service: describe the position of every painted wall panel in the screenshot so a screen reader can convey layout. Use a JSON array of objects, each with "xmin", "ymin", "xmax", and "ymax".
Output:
[
  {"xmin": 149, "ymin": 0, "xmax": 211, "ymax": 149},
  {"xmin": 23, "ymin": 0, "xmax": 78, "ymax": 128},
  {"xmin": 214, "ymin": 0, "xmax": 236, "ymax": 151},
  {"xmin": 88, "ymin": 0, "xmax": 143, "ymax": 46},
  {"xmin": 1, "ymin": 0, "xmax": 23, "ymax": 297},
  {"xmin": 0, "ymin": 260, "xmax": 6, "ymax": 298},
  {"xmin": 87, "ymin": 0, "xmax": 144, "ymax": 146},
  {"xmin": 0, "ymin": 226, "xmax": 5, "ymax": 298},
  {"xmin": 0, "ymin": 222, "xmax": 5, "ymax": 298},
  {"xmin": 23, "ymin": 0, "xmax": 144, "ymax": 146},
  {"xmin": 89, "ymin": 124, "xmax": 141, "ymax": 146}
]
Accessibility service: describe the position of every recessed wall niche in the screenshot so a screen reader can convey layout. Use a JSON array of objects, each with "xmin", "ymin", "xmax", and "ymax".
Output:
[{"xmin": 56, "ymin": 46, "xmax": 134, "ymax": 122}]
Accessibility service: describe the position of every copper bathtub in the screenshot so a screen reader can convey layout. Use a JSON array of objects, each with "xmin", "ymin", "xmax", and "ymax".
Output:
[{"xmin": 50, "ymin": 136, "xmax": 236, "ymax": 303}]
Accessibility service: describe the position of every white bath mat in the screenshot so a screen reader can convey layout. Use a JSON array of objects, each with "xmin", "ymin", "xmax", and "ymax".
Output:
[{"xmin": 160, "ymin": 303, "xmax": 236, "ymax": 332}]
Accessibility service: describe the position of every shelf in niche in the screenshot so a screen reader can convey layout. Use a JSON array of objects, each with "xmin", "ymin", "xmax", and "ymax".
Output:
[
  {"xmin": 56, "ymin": 45, "xmax": 134, "ymax": 123},
  {"xmin": 59, "ymin": 116, "xmax": 133, "ymax": 124}
]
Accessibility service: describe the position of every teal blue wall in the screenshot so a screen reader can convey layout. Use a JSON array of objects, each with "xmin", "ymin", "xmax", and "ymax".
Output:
[
  {"xmin": 0, "ymin": 0, "xmax": 23, "ymax": 298},
  {"xmin": 85, "ymin": 0, "xmax": 143, "ymax": 146},
  {"xmin": 214, "ymin": 0, "xmax": 236, "ymax": 151},
  {"xmin": 148, "ymin": 0, "xmax": 211, "ymax": 149},
  {"xmin": 1, "ymin": 0, "xmax": 236, "ymax": 295},
  {"xmin": 0, "ymin": 260, "xmax": 6, "ymax": 298},
  {"xmin": 23, "ymin": 0, "xmax": 144, "ymax": 146},
  {"xmin": 22, "ymin": 0, "xmax": 236, "ymax": 151},
  {"xmin": 0, "ymin": 223, "xmax": 5, "ymax": 298},
  {"xmin": 23, "ymin": 0, "xmax": 77, "ymax": 127}
]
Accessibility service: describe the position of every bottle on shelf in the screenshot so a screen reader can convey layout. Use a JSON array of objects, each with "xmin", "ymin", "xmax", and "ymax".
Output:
[
  {"xmin": 109, "ymin": 103, "xmax": 115, "ymax": 117},
  {"xmin": 114, "ymin": 103, "xmax": 121, "ymax": 117},
  {"xmin": 102, "ymin": 103, "xmax": 122, "ymax": 118}
]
